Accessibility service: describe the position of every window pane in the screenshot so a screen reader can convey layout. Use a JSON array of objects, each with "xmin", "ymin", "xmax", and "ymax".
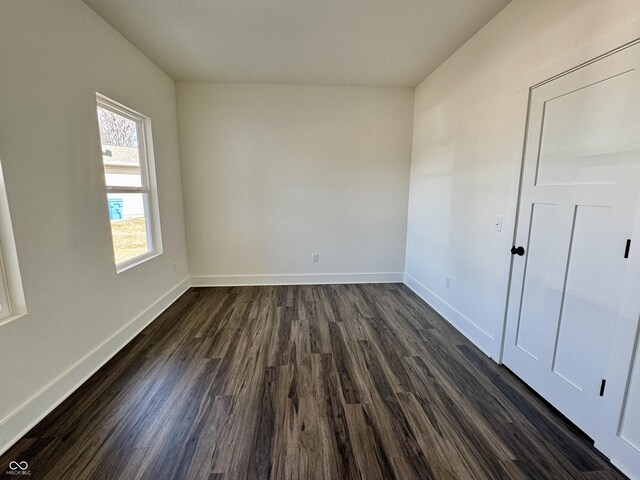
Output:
[
  {"xmin": 107, "ymin": 193, "xmax": 150, "ymax": 264},
  {"xmin": 97, "ymin": 106, "xmax": 143, "ymax": 188}
]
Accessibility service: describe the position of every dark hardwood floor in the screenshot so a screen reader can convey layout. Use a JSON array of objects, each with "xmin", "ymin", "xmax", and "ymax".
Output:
[{"xmin": 1, "ymin": 284, "xmax": 626, "ymax": 479}]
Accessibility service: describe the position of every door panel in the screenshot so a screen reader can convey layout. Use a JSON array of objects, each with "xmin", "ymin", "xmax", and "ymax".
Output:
[
  {"xmin": 515, "ymin": 203, "xmax": 569, "ymax": 360},
  {"xmin": 504, "ymin": 41, "xmax": 640, "ymax": 442},
  {"xmin": 537, "ymin": 70, "xmax": 639, "ymax": 187},
  {"xmin": 552, "ymin": 205, "xmax": 616, "ymax": 391}
]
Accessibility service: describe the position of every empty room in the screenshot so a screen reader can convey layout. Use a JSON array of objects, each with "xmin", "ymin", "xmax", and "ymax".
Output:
[{"xmin": 2, "ymin": 0, "xmax": 640, "ymax": 478}]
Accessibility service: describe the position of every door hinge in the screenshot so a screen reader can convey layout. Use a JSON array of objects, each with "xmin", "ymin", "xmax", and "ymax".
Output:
[
  {"xmin": 599, "ymin": 379, "xmax": 607, "ymax": 397},
  {"xmin": 624, "ymin": 239, "xmax": 631, "ymax": 259}
]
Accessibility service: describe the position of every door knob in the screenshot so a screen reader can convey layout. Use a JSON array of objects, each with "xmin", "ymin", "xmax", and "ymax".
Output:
[{"xmin": 511, "ymin": 246, "xmax": 525, "ymax": 256}]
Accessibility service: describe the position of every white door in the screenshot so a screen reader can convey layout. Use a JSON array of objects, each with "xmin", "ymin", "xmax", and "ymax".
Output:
[{"xmin": 503, "ymin": 41, "xmax": 640, "ymax": 441}]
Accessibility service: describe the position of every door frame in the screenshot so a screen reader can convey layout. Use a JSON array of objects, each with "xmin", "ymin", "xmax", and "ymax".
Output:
[{"xmin": 500, "ymin": 18, "xmax": 640, "ymax": 480}]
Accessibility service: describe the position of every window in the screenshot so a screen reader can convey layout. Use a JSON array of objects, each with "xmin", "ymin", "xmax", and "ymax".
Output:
[
  {"xmin": 96, "ymin": 94, "xmax": 162, "ymax": 272},
  {"xmin": 0, "ymin": 155, "xmax": 26, "ymax": 325}
]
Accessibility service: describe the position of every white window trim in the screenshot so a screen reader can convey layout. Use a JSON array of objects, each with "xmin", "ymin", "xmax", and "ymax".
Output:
[
  {"xmin": 96, "ymin": 93, "xmax": 163, "ymax": 273},
  {"xmin": 0, "ymin": 154, "xmax": 27, "ymax": 326}
]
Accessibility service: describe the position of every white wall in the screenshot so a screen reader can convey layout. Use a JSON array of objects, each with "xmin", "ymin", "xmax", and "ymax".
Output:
[
  {"xmin": 0, "ymin": 0, "xmax": 189, "ymax": 453},
  {"xmin": 177, "ymin": 83, "xmax": 414, "ymax": 285},
  {"xmin": 405, "ymin": 0, "xmax": 640, "ymax": 360}
]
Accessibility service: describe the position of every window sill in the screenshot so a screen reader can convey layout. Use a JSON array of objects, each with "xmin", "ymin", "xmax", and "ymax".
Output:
[
  {"xmin": 116, "ymin": 251, "xmax": 162, "ymax": 274},
  {"xmin": 0, "ymin": 309, "xmax": 28, "ymax": 328}
]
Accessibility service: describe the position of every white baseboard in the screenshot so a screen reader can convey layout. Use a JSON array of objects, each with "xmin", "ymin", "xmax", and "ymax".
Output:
[
  {"xmin": 403, "ymin": 273, "xmax": 497, "ymax": 359},
  {"xmin": 190, "ymin": 272, "xmax": 404, "ymax": 286},
  {"xmin": 0, "ymin": 277, "xmax": 191, "ymax": 457}
]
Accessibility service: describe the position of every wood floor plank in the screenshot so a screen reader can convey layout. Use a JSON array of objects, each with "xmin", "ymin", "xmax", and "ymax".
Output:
[
  {"xmin": 0, "ymin": 284, "xmax": 628, "ymax": 480},
  {"xmin": 313, "ymin": 352, "xmax": 361, "ymax": 480},
  {"xmin": 343, "ymin": 403, "xmax": 397, "ymax": 480}
]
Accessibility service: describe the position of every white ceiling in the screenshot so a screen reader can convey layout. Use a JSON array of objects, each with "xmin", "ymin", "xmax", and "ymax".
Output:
[{"xmin": 82, "ymin": 0, "xmax": 510, "ymax": 87}]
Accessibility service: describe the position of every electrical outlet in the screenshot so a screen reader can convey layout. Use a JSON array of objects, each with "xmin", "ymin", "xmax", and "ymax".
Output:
[
  {"xmin": 494, "ymin": 215, "xmax": 504, "ymax": 232},
  {"xmin": 312, "ymin": 253, "xmax": 319, "ymax": 263},
  {"xmin": 445, "ymin": 277, "xmax": 451, "ymax": 289}
]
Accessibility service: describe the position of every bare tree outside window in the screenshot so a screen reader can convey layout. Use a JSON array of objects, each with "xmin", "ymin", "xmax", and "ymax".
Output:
[{"xmin": 97, "ymin": 107, "xmax": 138, "ymax": 147}]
